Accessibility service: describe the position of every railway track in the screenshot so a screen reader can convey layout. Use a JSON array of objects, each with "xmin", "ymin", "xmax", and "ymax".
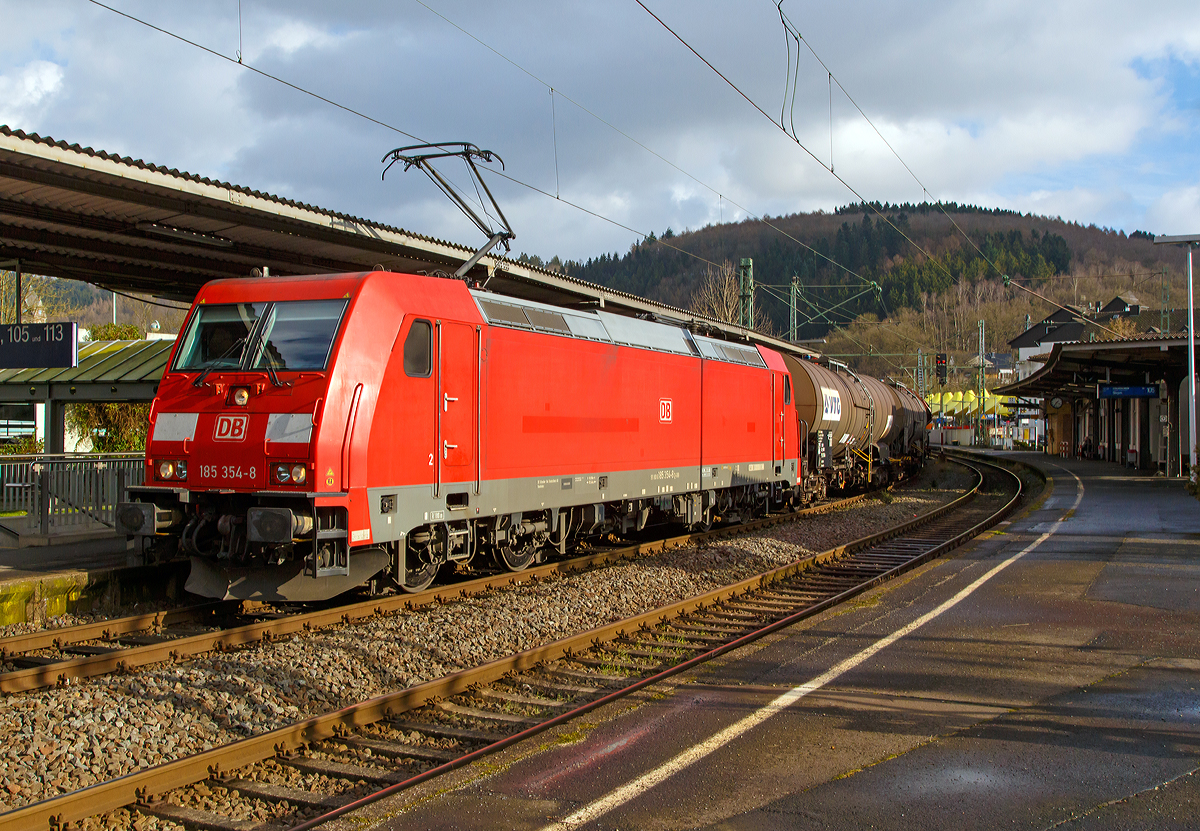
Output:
[
  {"xmin": 1, "ymin": 454, "xmax": 1026, "ymax": 831},
  {"xmin": 0, "ymin": 491, "xmax": 877, "ymax": 694}
]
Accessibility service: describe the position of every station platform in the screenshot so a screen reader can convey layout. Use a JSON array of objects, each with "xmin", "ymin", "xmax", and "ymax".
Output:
[
  {"xmin": 0, "ymin": 536, "xmax": 168, "ymax": 626},
  {"xmin": 360, "ymin": 452, "xmax": 1200, "ymax": 830}
]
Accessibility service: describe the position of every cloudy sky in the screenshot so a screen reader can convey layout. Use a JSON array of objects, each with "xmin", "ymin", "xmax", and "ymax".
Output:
[{"xmin": 2, "ymin": 0, "xmax": 1199, "ymax": 263}]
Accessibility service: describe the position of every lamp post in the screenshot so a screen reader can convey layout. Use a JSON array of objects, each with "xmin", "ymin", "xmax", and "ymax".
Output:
[{"xmin": 1154, "ymin": 234, "xmax": 1198, "ymax": 482}]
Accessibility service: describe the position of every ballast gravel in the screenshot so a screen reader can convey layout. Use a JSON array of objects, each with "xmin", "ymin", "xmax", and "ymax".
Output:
[{"xmin": 0, "ymin": 467, "xmax": 976, "ymax": 814}]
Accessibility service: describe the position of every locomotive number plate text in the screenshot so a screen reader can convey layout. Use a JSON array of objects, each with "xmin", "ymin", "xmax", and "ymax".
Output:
[{"xmin": 198, "ymin": 464, "xmax": 257, "ymax": 481}]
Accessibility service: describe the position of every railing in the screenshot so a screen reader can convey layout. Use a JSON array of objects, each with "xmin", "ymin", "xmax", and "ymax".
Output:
[{"xmin": 0, "ymin": 453, "xmax": 144, "ymax": 535}]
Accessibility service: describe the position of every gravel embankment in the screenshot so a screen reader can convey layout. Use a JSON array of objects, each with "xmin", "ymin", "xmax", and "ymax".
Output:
[{"xmin": 0, "ymin": 466, "xmax": 973, "ymax": 814}]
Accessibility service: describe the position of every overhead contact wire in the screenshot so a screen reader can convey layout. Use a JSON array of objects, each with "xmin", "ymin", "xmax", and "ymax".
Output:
[
  {"xmin": 85, "ymin": 0, "xmax": 425, "ymax": 143},
  {"xmin": 413, "ymin": 0, "xmax": 875, "ymax": 289},
  {"xmin": 635, "ymin": 1, "xmax": 955, "ymax": 292},
  {"xmin": 90, "ymin": 0, "xmax": 864, "ymax": 298},
  {"xmin": 771, "ymin": 2, "xmax": 1121, "ymax": 335}
]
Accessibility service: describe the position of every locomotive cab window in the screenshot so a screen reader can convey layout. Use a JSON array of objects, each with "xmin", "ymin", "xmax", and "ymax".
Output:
[
  {"xmin": 403, "ymin": 320, "xmax": 432, "ymax": 377},
  {"xmin": 784, "ymin": 376, "xmax": 792, "ymax": 405},
  {"xmin": 176, "ymin": 299, "xmax": 348, "ymax": 373},
  {"xmin": 174, "ymin": 302, "xmax": 266, "ymax": 370},
  {"xmin": 251, "ymin": 299, "xmax": 348, "ymax": 371}
]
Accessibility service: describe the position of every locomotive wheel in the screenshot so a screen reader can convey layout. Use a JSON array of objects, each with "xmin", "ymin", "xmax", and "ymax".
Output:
[
  {"xmin": 401, "ymin": 554, "xmax": 439, "ymax": 593},
  {"xmin": 494, "ymin": 541, "xmax": 536, "ymax": 572}
]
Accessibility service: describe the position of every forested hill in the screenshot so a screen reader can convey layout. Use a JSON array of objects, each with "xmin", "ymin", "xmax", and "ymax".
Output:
[{"xmin": 541, "ymin": 204, "xmax": 1184, "ymax": 361}]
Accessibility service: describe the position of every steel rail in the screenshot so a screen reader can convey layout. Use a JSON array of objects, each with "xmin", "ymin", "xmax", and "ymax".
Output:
[
  {"xmin": 289, "ymin": 456, "xmax": 1024, "ymax": 831},
  {"xmin": 0, "ymin": 602, "xmax": 233, "ymax": 660},
  {"xmin": 1, "ymin": 463, "xmax": 1013, "ymax": 831},
  {"xmin": 0, "ymin": 493, "xmax": 870, "ymax": 693}
]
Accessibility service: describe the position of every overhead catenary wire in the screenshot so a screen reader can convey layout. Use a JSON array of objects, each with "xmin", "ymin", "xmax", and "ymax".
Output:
[
  {"xmin": 641, "ymin": 0, "xmax": 1123, "ymax": 339},
  {"xmin": 410, "ymin": 0, "xmax": 877, "ymax": 291},
  {"xmin": 85, "ymin": 0, "xmax": 424, "ymax": 144},
  {"xmin": 87, "ymin": 0, "xmax": 1109, "ymax": 344},
  {"xmin": 87, "ymin": 0, "xmax": 874, "ymax": 299},
  {"xmin": 769, "ymin": 1, "xmax": 1124, "ymax": 336},
  {"xmin": 634, "ymin": 1, "xmax": 958, "ymax": 294},
  {"xmin": 550, "ymin": 88, "xmax": 561, "ymax": 199},
  {"xmin": 110, "ymin": 287, "xmax": 192, "ymax": 311},
  {"xmin": 82, "ymin": 2, "xmax": 726, "ymax": 272}
]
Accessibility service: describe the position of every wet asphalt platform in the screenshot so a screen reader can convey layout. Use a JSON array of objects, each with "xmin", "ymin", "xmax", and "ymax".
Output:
[{"xmin": 355, "ymin": 453, "xmax": 1200, "ymax": 831}]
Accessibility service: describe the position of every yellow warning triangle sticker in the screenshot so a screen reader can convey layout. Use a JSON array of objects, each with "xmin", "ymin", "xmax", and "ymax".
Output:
[{"xmin": 326, "ymin": 468, "xmax": 335, "ymax": 477}]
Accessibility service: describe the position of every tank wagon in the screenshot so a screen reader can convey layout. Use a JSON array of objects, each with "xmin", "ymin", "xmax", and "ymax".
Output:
[{"xmin": 117, "ymin": 271, "xmax": 927, "ymax": 601}]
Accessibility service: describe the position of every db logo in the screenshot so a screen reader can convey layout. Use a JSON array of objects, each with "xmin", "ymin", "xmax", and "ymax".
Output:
[
  {"xmin": 214, "ymin": 414, "xmax": 249, "ymax": 442},
  {"xmin": 659, "ymin": 398, "xmax": 673, "ymax": 423}
]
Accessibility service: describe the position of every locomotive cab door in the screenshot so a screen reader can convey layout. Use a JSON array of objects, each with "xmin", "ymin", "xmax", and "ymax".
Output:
[
  {"xmin": 772, "ymin": 372, "xmax": 785, "ymax": 476},
  {"xmin": 435, "ymin": 321, "xmax": 479, "ymax": 498}
]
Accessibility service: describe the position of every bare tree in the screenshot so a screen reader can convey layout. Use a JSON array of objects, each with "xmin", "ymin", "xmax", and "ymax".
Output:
[
  {"xmin": 0, "ymin": 271, "xmax": 80, "ymax": 324},
  {"xmin": 689, "ymin": 262, "xmax": 741, "ymax": 323},
  {"xmin": 689, "ymin": 261, "xmax": 776, "ymax": 334}
]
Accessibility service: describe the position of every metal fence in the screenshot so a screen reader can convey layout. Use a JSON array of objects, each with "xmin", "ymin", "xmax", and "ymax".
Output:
[{"xmin": 0, "ymin": 453, "xmax": 144, "ymax": 535}]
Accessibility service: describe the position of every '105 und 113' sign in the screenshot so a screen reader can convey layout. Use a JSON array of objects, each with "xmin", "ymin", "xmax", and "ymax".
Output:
[{"xmin": 0, "ymin": 323, "xmax": 78, "ymax": 369}]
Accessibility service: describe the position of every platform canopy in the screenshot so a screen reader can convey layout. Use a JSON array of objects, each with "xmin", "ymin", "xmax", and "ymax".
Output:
[
  {"xmin": 0, "ymin": 338, "xmax": 172, "ymax": 404},
  {"xmin": 0, "ymin": 126, "xmax": 813, "ymax": 358},
  {"xmin": 994, "ymin": 334, "xmax": 1198, "ymax": 399}
]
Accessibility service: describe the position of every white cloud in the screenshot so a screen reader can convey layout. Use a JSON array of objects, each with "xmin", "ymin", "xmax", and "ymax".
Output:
[
  {"xmin": 247, "ymin": 18, "xmax": 350, "ymax": 61},
  {"xmin": 0, "ymin": 60, "xmax": 64, "ymax": 128},
  {"xmin": 1145, "ymin": 185, "xmax": 1200, "ymax": 234}
]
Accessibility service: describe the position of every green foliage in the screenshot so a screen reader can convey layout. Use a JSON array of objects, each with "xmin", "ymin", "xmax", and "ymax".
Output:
[
  {"xmin": 69, "ymin": 322, "xmax": 151, "ymax": 451},
  {"xmin": 0, "ymin": 271, "xmax": 82, "ymax": 324},
  {"xmin": 66, "ymin": 402, "xmax": 150, "ymax": 452},
  {"xmin": 86, "ymin": 322, "xmax": 142, "ymax": 341},
  {"xmin": 0, "ymin": 436, "xmax": 44, "ymax": 456}
]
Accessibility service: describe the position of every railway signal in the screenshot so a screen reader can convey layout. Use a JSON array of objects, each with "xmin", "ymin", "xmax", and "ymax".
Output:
[{"xmin": 935, "ymin": 353, "xmax": 947, "ymax": 385}]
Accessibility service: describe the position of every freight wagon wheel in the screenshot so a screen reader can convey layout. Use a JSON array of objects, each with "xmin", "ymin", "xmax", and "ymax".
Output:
[{"xmin": 494, "ymin": 541, "xmax": 536, "ymax": 572}]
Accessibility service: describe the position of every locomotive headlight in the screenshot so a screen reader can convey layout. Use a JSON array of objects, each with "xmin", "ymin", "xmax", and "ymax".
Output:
[
  {"xmin": 273, "ymin": 463, "xmax": 291, "ymax": 484},
  {"xmin": 289, "ymin": 464, "xmax": 307, "ymax": 485},
  {"xmin": 232, "ymin": 387, "xmax": 250, "ymax": 406},
  {"xmin": 175, "ymin": 461, "xmax": 187, "ymax": 481},
  {"xmin": 157, "ymin": 460, "xmax": 175, "ymax": 480}
]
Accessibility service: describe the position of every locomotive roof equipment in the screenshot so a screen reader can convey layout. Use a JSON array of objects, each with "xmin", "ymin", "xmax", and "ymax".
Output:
[{"xmin": 381, "ymin": 142, "xmax": 515, "ymax": 280}]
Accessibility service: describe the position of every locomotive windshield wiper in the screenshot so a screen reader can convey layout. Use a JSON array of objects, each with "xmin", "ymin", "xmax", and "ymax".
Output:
[
  {"xmin": 261, "ymin": 358, "xmax": 286, "ymax": 388},
  {"xmin": 247, "ymin": 306, "xmax": 289, "ymax": 388},
  {"xmin": 193, "ymin": 335, "xmax": 249, "ymax": 388}
]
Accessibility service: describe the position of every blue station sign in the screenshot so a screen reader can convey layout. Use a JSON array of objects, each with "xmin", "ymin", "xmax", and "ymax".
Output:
[
  {"xmin": 0, "ymin": 323, "xmax": 78, "ymax": 369},
  {"xmin": 1098, "ymin": 384, "xmax": 1158, "ymax": 399}
]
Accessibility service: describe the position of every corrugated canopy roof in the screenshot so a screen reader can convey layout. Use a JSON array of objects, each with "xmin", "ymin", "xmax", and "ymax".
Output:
[
  {"xmin": 0, "ymin": 339, "xmax": 171, "ymax": 402},
  {"xmin": 0, "ymin": 126, "xmax": 813, "ymax": 359}
]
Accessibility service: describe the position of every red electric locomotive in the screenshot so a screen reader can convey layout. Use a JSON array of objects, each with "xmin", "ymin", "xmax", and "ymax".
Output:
[{"xmin": 118, "ymin": 271, "xmax": 804, "ymax": 601}]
